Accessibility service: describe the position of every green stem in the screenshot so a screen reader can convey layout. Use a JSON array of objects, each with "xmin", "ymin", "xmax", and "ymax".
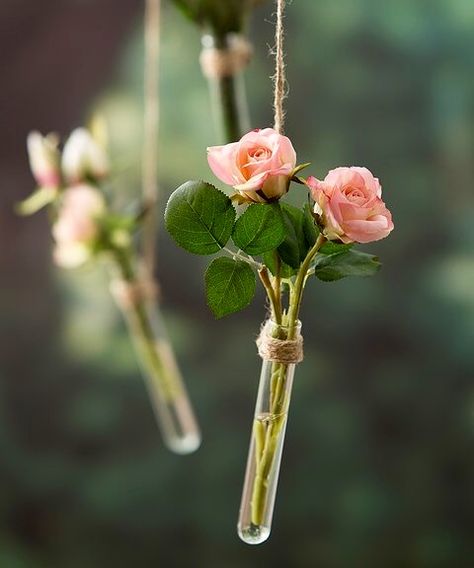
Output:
[
  {"xmin": 251, "ymin": 360, "xmax": 289, "ymax": 527},
  {"xmin": 273, "ymin": 251, "xmax": 282, "ymax": 325},
  {"xmin": 223, "ymin": 246, "xmax": 262, "ymax": 269},
  {"xmin": 206, "ymin": 34, "xmax": 249, "ymax": 143},
  {"xmin": 216, "ymin": 75, "xmax": 244, "ymax": 142},
  {"xmin": 112, "ymin": 248, "xmax": 181, "ymax": 402},
  {"xmin": 287, "ymin": 234, "xmax": 327, "ymax": 339},
  {"xmin": 258, "ymin": 266, "xmax": 282, "ymax": 325}
]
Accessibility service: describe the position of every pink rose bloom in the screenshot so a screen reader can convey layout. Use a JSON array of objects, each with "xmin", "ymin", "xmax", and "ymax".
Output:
[
  {"xmin": 62, "ymin": 128, "xmax": 109, "ymax": 184},
  {"xmin": 52, "ymin": 184, "xmax": 105, "ymax": 268},
  {"xmin": 307, "ymin": 167, "xmax": 394, "ymax": 244},
  {"xmin": 27, "ymin": 131, "xmax": 61, "ymax": 188},
  {"xmin": 207, "ymin": 128, "xmax": 297, "ymax": 203}
]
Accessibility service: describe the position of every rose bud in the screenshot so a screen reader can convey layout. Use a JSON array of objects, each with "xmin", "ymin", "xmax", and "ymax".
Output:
[
  {"xmin": 306, "ymin": 167, "xmax": 394, "ymax": 244},
  {"xmin": 207, "ymin": 128, "xmax": 296, "ymax": 203},
  {"xmin": 62, "ymin": 128, "xmax": 109, "ymax": 184},
  {"xmin": 52, "ymin": 184, "xmax": 105, "ymax": 268},
  {"xmin": 27, "ymin": 131, "xmax": 61, "ymax": 189}
]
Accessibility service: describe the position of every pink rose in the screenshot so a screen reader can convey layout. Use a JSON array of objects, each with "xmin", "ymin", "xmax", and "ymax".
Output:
[
  {"xmin": 61, "ymin": 128, "xmax": 109, "ymax": 184},
  {"xmin": 207, "ymin": 128, "xmax": 297, "ymax": 203},
  {"xmin": 27, "ymin": 131, "xmax": 61, "ymax": 188},
  {"xmin": 52, "ymin": 184, "xmax": 105, "ymax": 268},
  {"xmin": 307, "ymin": 167, "xmax": 394, "ymax": 244}
]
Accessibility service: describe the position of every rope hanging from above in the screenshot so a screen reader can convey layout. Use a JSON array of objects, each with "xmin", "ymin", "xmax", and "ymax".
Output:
[
  {"xmin": 273, "ymin": 0, "xmax": 287, "ymax": 134},
  {"xmin": 142, "ymin": 0, "xmax": 161, "ymax": 278}
]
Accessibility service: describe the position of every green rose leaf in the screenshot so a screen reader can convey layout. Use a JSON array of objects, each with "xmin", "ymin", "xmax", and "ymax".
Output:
[
  {"xmin": 263, "ymin": 205, "xmax": 318, "ymax": 277},
  {"xmin": 314, "ymin": 250, "xmax": 381, "ymax": 282},
  {"xmin": 205, "ymin": 257, "xmax": 256, "ymax": 318},
  {"xmin": 319, "ymin": 241, "xmax": 353, "ymax": 255},
  {"xmin": 277, "ymin": 203, "xmax": 310, "ymax": 269},
  {"xmin": 164, "ymin": 180, "xmax": 235, "ymax": 255},
  {"xmin": 232, "ymin": 203, "xmax": 286, "ymax": 256}
]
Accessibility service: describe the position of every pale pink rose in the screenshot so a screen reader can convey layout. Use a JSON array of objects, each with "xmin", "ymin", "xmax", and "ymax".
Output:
[
  {"xmin": 52, "ymin": 184, "xmax": 105, "ymax": 268},
  {"xmin": 306, "ymin": 167, "xmax": 394, "ymax": 244},
  {"xmin": 27, "ymin": 131, "xmax": 61, "ymax": 188},
  {"xmin": 62, "ymin": 128, "xmax": 109, "ymax": 184},
  {"xmin": 207, "ymin": 128, "xmax": 297, "ymax": 203}
]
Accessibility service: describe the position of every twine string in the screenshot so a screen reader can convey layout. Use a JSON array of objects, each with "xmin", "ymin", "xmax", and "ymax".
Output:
[
  {"xmin": 142, "ymin": 0, "xmax": 161, "ymax": 278},
  {"xmin": 273, "ymin": 0, "xmax": 286, "ymax": 134}
]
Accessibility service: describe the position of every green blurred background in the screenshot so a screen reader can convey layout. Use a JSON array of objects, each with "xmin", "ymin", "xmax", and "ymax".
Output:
[{"xmin": 1, "ymin": 0, "xmax": 474, "ymax": 566}]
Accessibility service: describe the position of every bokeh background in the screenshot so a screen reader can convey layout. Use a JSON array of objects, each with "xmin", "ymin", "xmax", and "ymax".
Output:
[{"xmin": 1, "ymin": 1, "xmax": 474, "ymax": 566}]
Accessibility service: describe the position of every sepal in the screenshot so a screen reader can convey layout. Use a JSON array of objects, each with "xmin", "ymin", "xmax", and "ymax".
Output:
[{"xmin": 16, "ymin": 186, "xmax": 58, "ymax": 216}]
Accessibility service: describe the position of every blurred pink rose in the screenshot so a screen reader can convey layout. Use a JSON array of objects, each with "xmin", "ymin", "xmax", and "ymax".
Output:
[
  {"xmin": 52, "ymin": 184, "xmax": 105, "ymax": 268},
  {"xmin": 62, "ymin": 128, "xmax": 109, "ymax": 184},
  {"xmin": 207, "ymin": 128, "xmax": 296, "ymax": 203},
  {"xmin": 27, "ymin": 131, "xmax": 61, "ymax": 188},
  {"xmin": 307, "ymin": 167, "xmax": 394, "ymax": 244}
]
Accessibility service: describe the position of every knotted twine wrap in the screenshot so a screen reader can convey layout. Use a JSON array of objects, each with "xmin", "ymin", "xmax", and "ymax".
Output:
[
  {"xmin": 109, "ymin": 277, "xmax": 159, "ymax": 311},
  {"xmin": 256, "ymin": 320, "xmax": 304, "ymax": 365},
  {"xmin": 200, "ymin": 34, "xmax": 253, "ymax": 79}
]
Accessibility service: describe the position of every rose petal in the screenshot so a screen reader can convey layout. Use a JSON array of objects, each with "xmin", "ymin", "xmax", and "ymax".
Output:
[
  {"xmin": 350, "ymin": 167, "xmax": 382, "ymax": 197},
  {"xmin": 343, "ymin": 216, "xmax": 392, "ymax": 243},
  {"xmin": 207, "ymin": 142, "xmax": 242, "ymax": 185},
  {"xmin": 234, "ymin": 171, "xmax": 269, "ymax": 191}
]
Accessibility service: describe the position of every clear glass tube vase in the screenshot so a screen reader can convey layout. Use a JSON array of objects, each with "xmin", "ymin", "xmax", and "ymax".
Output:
[
  {"xmin": 238, "ymin": 320, "xmax": 301, "ymax": 544},
  {"xmin": 111, "ymin": 279, "xmax": 201, "ymax": 455}
]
